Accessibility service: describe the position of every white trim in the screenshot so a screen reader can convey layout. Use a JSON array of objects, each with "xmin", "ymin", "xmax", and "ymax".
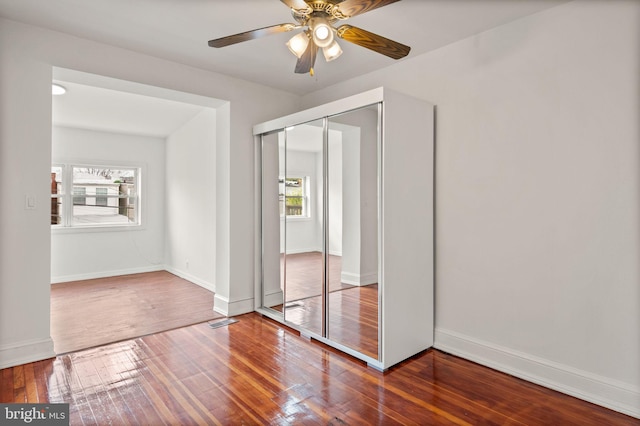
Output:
[
  {"xmin": 213, "ymin": 294, "xmax": 254, "ymax": 317},
  {"xmin": 0, "ymin": 337, "xmax": 56, "ymax": 369},
  {"xmin": 51, "ymin": 265, "xmax": 164, "ymax": 284},
  {"xmin": 434, "ymin": 328, "xmax": 640, "ymax": 419},
  {"xmin": 253, "ymin": 87, "xmax": 384, "ymax": 135},
  {"xmin": 164, "ymin": 267, "xmax": 215, "ymax": 293},
  {"xmin": 341, "ymin": 271, "xmax": 378, "ymax": 286},
  {"xmin": 282, "ymin": 248, "xmax": 322, "ymax": 255},
  {"xmin": 262, "ymin": 290, "xmax": 284, "ymax": 307}
]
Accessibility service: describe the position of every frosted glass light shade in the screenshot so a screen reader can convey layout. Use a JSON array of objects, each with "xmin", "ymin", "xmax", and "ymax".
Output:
[
  {"xmin": 286, "ymin": 32, "xmax": 309, "ymax": 58},
  {"xmin": 322, "ymin": 41, "xmax": 342, "ymax": 62},
  {"xmin": 312, "ymin": 22, "xmax": 334, "ymax": 48}
]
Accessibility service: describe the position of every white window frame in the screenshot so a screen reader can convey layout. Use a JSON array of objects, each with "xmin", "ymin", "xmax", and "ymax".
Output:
[
  {"xmin": 51, "ymin": 162, "xmax": 142, "ymax": 231},
  {"xmin": 279, "ymin": 175, "xmax": 310, "ymax": 220}
]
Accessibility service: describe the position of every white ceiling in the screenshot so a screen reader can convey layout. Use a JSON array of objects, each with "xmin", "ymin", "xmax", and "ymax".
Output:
[
  {"xmin": 52, "ymin": 81, "xmax": 212, "ymax": 138},
  {"xmin": 0, "ymin": 0, "xmax": 569, "ymax": 96}
]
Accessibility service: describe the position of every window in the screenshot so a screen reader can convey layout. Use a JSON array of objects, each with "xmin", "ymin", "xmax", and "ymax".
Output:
[
  {"xmin": 279, "ymin": 176, "xmax": 309, "ymax": 218},
  {"xmin": 73, "ymin": 187, "xmax": 86, "ymax": 205},
  {"xmin": 51, "ymin": 164, "xmax": 141, "ymax": 228},
  {"xmin": 95, "ymin": 188, "xmax": 108, "ymax": 207}
]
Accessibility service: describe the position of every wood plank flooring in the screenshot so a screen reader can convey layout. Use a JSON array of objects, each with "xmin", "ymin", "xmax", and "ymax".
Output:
[
  {"xmin": 2, "ymin": 313, "xmax": 637, "ymax": 425},
  {"xmin": 284, "ymin": 252, "xmax": 355, "ymax": 302},
  {"xmin": 284, "ymin": 285, "xmax": 379, "ymax": 359},
  {"xmin": 51, "ymin": 271, "xmax": 223, "ymax": 354},
  {"xmin": 270, "ymin": 251, "xmax": 379, "ymax": 358}
]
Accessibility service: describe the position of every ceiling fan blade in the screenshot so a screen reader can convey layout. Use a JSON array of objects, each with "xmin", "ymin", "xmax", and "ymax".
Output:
[
  {"xmin": 336, "ymin": 0, "xmax": 400, "ymax": 18},
  {"xmin": 208, "ymin": 24, "xmax": 297, "ymax": 48},
  {"xmin": 295, "ymin": 40, "xmax": 318, "ymax": 74},
  {"xmin": 280, "ymin": 0, "xmax": 311, "ymax": 11},
  {"xmin": 336, "ymin": 25, "xmax": 410, "ymax": 59}
]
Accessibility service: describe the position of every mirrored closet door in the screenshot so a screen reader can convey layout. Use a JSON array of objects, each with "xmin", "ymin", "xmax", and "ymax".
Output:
[
  {"xmin": 259, "ymin": 105, "xmax": 380, "ymax": 361},
  {"xmin": 256, "ymin": 87, "xmax": 435, "ymax": 370}
]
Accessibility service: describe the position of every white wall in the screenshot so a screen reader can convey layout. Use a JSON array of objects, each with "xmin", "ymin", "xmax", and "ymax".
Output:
[
  {"xmin": 165, "ymin": 109, "xmax": 217, "ymax": 291},
  {"xmin": 51, "ymin": 126, "xmax": 166, "ymax": 282},
  {"xmin": 302, "ymin": 0, "xmax": 640, "ymax": 417},
  {"xmin": 0, "ymin": 16, "xmax": 299, "ymax": 368},
  {"xmin": 283, "ymin": 149, "xmax": 321, "ymax": 254}
]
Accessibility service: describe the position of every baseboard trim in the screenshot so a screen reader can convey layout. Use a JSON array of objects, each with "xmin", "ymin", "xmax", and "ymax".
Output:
[
  {"xmin": 284, "ymin": 248, "xmax": 322, "ymax": 255},
  {"xmin": 0, "ymin": 337, "xmax": 56, "ymax": 369},
  {"xmin": 164, "ymin": 266, "xmax": 215, "ymax": 293},
  {"xmin": 213, "ymin": 294, "xmax": 254, "ymax": 317},
  {"xmin": 341, "ymin": 271, "xmax": 378, "ymax": 286},
  {"xmin": 262, "ymin": 290, "xmax": 284, "ymax": 307},
  {"xmin": 434, "ymin": 328, "xmax": 640, "ymax": 419},
  {"xmin": 51, "ymin": 265, "xmax": 164, "ymax": 284}
]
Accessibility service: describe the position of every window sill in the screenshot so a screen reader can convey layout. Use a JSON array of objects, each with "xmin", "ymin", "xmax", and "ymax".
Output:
[
  {"xmin": 51, "ymin": 224, "xmax": 144, "ymax": 234},
  {"xmin": 280, "ymin": 216, "xmax": 313, "ymax": 222}
]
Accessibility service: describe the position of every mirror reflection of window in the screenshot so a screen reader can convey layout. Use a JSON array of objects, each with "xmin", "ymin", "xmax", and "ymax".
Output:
[{"xmin": 279, "ymin": 177, "xmax": 309, "ymax": 217}]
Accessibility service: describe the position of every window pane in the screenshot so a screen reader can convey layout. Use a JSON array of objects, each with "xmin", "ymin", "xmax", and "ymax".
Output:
[
  {"xmin": 282, "ymin": 177, "xmax": 307, "ymax": 217},
  {"xmin": 73, "ymin": 187, "xmax": 86, "ymax": 205},
  {"xmin": 95, "ymin": 188, "xmax": 108, "ymax": 206},
  {"xmin": 51, "ymin": 166, "xmax": 63, "ymax": 225},
  {"xmin": 71, "ymin": 166, "xmax": 138, "ymax": 226}
]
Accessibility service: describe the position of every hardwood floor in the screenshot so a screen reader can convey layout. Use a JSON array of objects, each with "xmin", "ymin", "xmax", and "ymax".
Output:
[
  {"xmin": 51, "ymin": 271, "xmax": 223, "ymax": 354},
  {"xmin": 284, "ymin": 252, "xmax": 355, "ymax": 302},
  {"xmin": 284, "ymin": 285, "xmax": 379, "ymax": 359},
  {"xmin": 272, "ymin": 251, "xmax": 379, "ymax": 358},
  {"xmin": 2, "ymin": 313, "xmax": 637, "ymax": 425}
]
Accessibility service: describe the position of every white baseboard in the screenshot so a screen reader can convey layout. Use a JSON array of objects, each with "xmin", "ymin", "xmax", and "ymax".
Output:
[
  {"xmin": 341, "ymin": 271, "xmax": 378, "ymax": 286},
  {"xmin": 262, "ymin": 290, "xmax": 284, "ymax": 308},
  {"xmin": 213, "ymin": 294, "xmax": 254, "ymax": 317},
  {"xmin": 434, "ymin": 328, "xmax": 640, "ymax": 419},
  {"xmin": 283, "ymin": 248, "xmax": 322, "ymax": 255},
  {"xmin": 164, "ymin": 266, "xmax": 215, "ymax": 293},
  {"xmin": 51, "ymin": 265, "xmax": 164, "ymax": 284},
  {"xmin": 0, "ymin": 337, "xmax": 56, "ymax": 369}
]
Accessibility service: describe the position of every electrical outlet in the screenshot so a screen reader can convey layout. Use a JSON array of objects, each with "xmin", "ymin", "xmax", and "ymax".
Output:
[
  {"xmin": 25, "ymin": 195, "xmax": 36, "ymax": 210},
  {"xmin": 186, "ymin": 260, "xmax": 190, "ymax": 269}
]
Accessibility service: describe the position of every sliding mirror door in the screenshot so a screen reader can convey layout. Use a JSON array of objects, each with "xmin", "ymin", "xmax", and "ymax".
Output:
[
  {"xmin": 259, "ymin": 102, "xmax": 381, "ymax": 362},
  {"xmin": 282, "ymin": 119, "xmax": 324, "ymax": 336},
  {"xmin": 260, "ymin": 130, "xmax": 285, "ymax": 315},
  {"xmin": 327, "ymin": 104, "xmax": 380, "ymax": 359}
]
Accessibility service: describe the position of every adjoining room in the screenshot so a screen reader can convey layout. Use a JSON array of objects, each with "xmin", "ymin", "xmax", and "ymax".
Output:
[{"xmin": 50, "ymin": 69, "xmax": 225, "ymax": 354}]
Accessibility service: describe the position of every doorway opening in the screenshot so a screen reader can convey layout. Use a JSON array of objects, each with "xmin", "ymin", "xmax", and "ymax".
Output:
[{"xmin": 50, "ymin": 68, "xmax": 227, "ymax": 354}]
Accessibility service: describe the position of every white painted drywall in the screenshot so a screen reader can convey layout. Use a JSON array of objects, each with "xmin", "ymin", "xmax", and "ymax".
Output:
[
  {"xmin": 51, "ymin": 127, "xmax": 166, "ymax": 282},
  {"xmin": 0, "ymin": 16, "xmax": 299, "ymax": 366},
  {"xmin": 165, "ymin": 109, "xmax": 217, "ymax": 291},
  {"xmin": 301, "ymin": 0, "xmax": 640, "ymax": 417},
  {"xmin": 284, "ymin": 149, "xmax": 321, "ymax": 254}
]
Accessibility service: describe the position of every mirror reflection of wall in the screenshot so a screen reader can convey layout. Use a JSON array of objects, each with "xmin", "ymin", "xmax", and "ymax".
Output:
[
  {"xmin": 261, "ymin": 130, "xmax": 284, "ymax": 313},
  {"xmin": 327, "ymin": 104, "xmax": 379, "ymax": 359},
  {"xmin": 261, "ymin": 104, "xmax": 380, "ymax": 360}
]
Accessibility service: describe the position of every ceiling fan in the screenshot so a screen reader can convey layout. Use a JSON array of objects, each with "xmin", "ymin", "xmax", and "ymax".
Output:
[{"xmin": 208, "ymin": 0, "xmax": 410, "ymax": 76}]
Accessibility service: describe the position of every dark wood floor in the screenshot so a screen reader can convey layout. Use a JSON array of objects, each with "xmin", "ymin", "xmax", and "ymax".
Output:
[
  {"xmin": 274, "ymin": 251, "xmax": 379, "ymax": 358},
  {"xmin": 51, "ymin": 271, "xmax": 223, "ymax": 354},
  {"xmin": 284, "ymin": 252, "xmax": 355, "ymax": 302},
  {"xmin": 284, "ymin": 285, "xmax": 379, "ymax": 359},
  {"xmin": 2, "ymin": 313, "xmax": 636, "ymax": 425}
]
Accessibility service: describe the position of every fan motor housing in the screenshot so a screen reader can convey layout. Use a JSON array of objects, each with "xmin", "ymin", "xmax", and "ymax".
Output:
[{"xmin": 292, "ymin": 1, "xmax": 349, "ymax": 25}]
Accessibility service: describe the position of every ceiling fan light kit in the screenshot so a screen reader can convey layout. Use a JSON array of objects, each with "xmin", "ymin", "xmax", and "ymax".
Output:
[
  {"xmin": 286, "ymin": 31, "xmax": 310, "ymax": 58},
  {"xmin": 208, "ymin": 0, "xmax": 410, "ymax": 76},
  {"xmin": 322, "ymin": 40, "xmax": 343, "ymax": 62}
]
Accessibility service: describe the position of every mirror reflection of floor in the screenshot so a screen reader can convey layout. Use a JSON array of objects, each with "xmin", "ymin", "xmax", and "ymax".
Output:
[
  {"xmin": 284, "ymin": 252, "xmax": 353, "ymax": 302},
  {"xmin": 282, "ymin": 251, "xmax": 379, "ymax": 359}
]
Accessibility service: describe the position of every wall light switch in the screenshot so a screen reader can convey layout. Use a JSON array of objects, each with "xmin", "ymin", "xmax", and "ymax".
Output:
[{"xmin": 25, "ymin": 195, "xmax": 36, "ymax": 210}]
